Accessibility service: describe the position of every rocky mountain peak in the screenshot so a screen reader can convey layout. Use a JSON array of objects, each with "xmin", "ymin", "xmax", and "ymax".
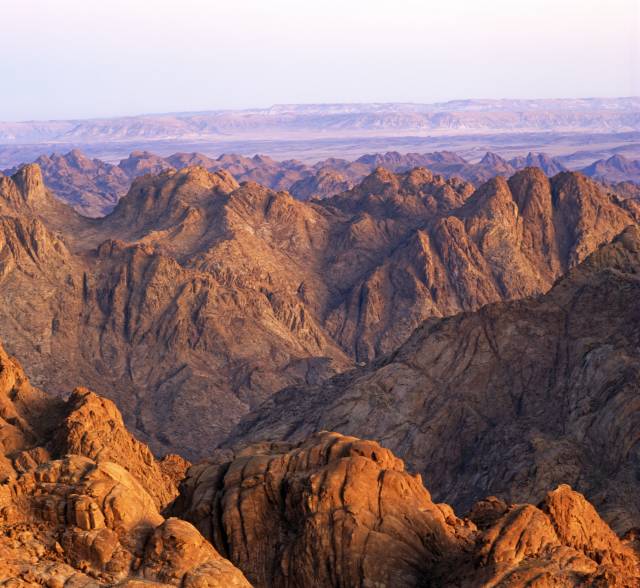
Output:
[
  {"xmin": 479, "ymin": 151, "xmax": 508, "ymax": 167},
  {"xmin": 0, "ymin": 164, "xmax": 71, "ymax": 223},
  {"xmin": 358, "ymin": 166, "xmax": 401, "ymax": 194},
  {"xmin": 607, "ymin": 153, "xmax": 631, "ymax": 169},
  {"xmin": 460, "ymin": 174, "xmax": 514, "ymax": 217},
  {"xmin": 107, "ymin": 165, "xmax": 239, "ymax": 234},
  {"xmin": 118, "ymin": 150, "xmax": 173, "ymax": 177},
  {"xmin": 61, "ymin": 148, "xmax": 98, "ymax": 171},
  {"xmin": 10, "ymin": 163, "xmax": 48, "ymax": 206}
]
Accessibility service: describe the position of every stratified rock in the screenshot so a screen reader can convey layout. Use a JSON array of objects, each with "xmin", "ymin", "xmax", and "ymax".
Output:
[{"xmin": 0, "ymin": 454, "xmax": 250, "ymax": 586}]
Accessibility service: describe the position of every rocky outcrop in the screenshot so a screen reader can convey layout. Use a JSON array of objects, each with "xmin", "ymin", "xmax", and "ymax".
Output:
[
  {"xmin": 229, "ymin": 225, "xmax": 640, "ymax": 534},
  {"xmin": 141, "ymin": 517, "xmax": 251, "ymax": 587},
  {"xmin": 53, "ymin": 387, "xmax": 183, "ymax": 509},
  {"xmin": 3, "ymin": 332, "xmax": 636, "ymax": 586},
  {"xmin": 0, "ymin": 455, "xmax": 250, "ymax": 586},
  {"xmin": 173, "ymin": 431, "xmax": 475, "ymax": 587},
  {"xmin": 173, "ymin": 432, "xmax": 639, "ymax": 587},
  {"xmin": 460, "ymin": 484, "xmax": 639, "ymax": 586},
  {"xmin": 0, "ymin": 340, "xmax": 179, "ymax": 500},
  {"xmin": 0, "ymin": 342, "xmax": 250, "ymax": 586}
]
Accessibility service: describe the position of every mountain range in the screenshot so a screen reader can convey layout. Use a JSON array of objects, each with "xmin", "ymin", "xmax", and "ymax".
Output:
[
  {"xmin": 0, "ymin": 160, "xmax": 637, "ymax": 461},
  {"xmin": 229, "ymin": 225, "xmax": 640, "ymax": 533},
  {"xmin": 1, "ymin": 98, "xmax": 638, "ymax": 172},
  {"xmin": 3, "ymin": 148, "xmax": 639, "ymax": 217},
  {"xmin": 2, "ymin": 99, "xmax": 638, "ymax": 144},
  {"xmin": 0, "ymin": 151, "xmax": 640, "ymax": 585}
]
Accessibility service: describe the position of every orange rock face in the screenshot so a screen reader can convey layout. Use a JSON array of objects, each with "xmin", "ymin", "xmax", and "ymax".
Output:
[
  {"xmin": 0, "ymin": 342, "xmax": 250, "ymax": 586},
  {"xmin": 173, "ymin": 432, "xmax": 475, "ymax": 587},
  {"xmin": 173, "ymin": 432, "xmax": 640, "ymax": 587},
  {"xmin": 52, "ymin": 387, "xmax": 183, "ymax": 509}
]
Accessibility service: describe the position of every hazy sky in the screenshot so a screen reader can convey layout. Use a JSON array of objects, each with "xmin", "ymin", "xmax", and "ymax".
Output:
[{"xmin": 2, "ymin": 0, "xmax": 638, "ymax": 121}]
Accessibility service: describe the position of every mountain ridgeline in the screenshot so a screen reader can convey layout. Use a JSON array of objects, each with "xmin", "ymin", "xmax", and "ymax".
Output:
[{"xmin": 3, "ymin": 148, "xmax": 639, "ymax": 216}]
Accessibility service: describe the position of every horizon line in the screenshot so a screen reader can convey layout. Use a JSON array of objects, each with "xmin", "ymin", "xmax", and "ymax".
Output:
[{"xmin": 2, "ymin": 95, "xmax": 639, "ymax": 125}]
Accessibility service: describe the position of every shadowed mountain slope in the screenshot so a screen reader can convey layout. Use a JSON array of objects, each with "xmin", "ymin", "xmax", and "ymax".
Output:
[{"xmin": 227, "ymin": 226, "xmax": 640, "ymax": 535}]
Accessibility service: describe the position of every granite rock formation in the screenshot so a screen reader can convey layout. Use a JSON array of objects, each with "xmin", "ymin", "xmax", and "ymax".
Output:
[
  {"xmin": 0, "ymin": 340, "xmax": 250, "ymax": 586},
  {"xmin": 1, "ymin": 340, "xmax": 637, "ymax": 586},
  {"xmin": 173, "ymin": 432, "xmax": 640, "ymax": 587}
]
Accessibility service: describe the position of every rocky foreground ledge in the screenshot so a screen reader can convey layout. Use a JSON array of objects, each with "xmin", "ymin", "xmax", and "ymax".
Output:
[{"xmin": 0, "ymin": 340, "xmax": 637, "ymax": 586}]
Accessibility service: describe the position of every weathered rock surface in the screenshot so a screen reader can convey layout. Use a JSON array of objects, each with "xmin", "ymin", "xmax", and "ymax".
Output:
[
  {"xmin": 2, "ymin": 341, "xmax": 637, "ymax": 587},
  {"xmin": 173, "ymin": 431, "xmax": 475, "ymax": 587},
  {"xmin": 0, "ymin": 342, "xmax": 249, "ymax": 587},
  {"xmin": 53, "ymin": 388, "xmax": 181, "ymax": 510},
  {"xmin": 229, "ymin": 225, "xmax": 640, "ymax": 535},
  {"xmin": 173, "ymin": 432, "xmax": 639, "ymax": 587}
]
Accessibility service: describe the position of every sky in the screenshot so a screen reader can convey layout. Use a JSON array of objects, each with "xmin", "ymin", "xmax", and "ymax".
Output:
[{"xmin": 1, "ymin": 0, "xmax": 639, "ymax": 121}]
